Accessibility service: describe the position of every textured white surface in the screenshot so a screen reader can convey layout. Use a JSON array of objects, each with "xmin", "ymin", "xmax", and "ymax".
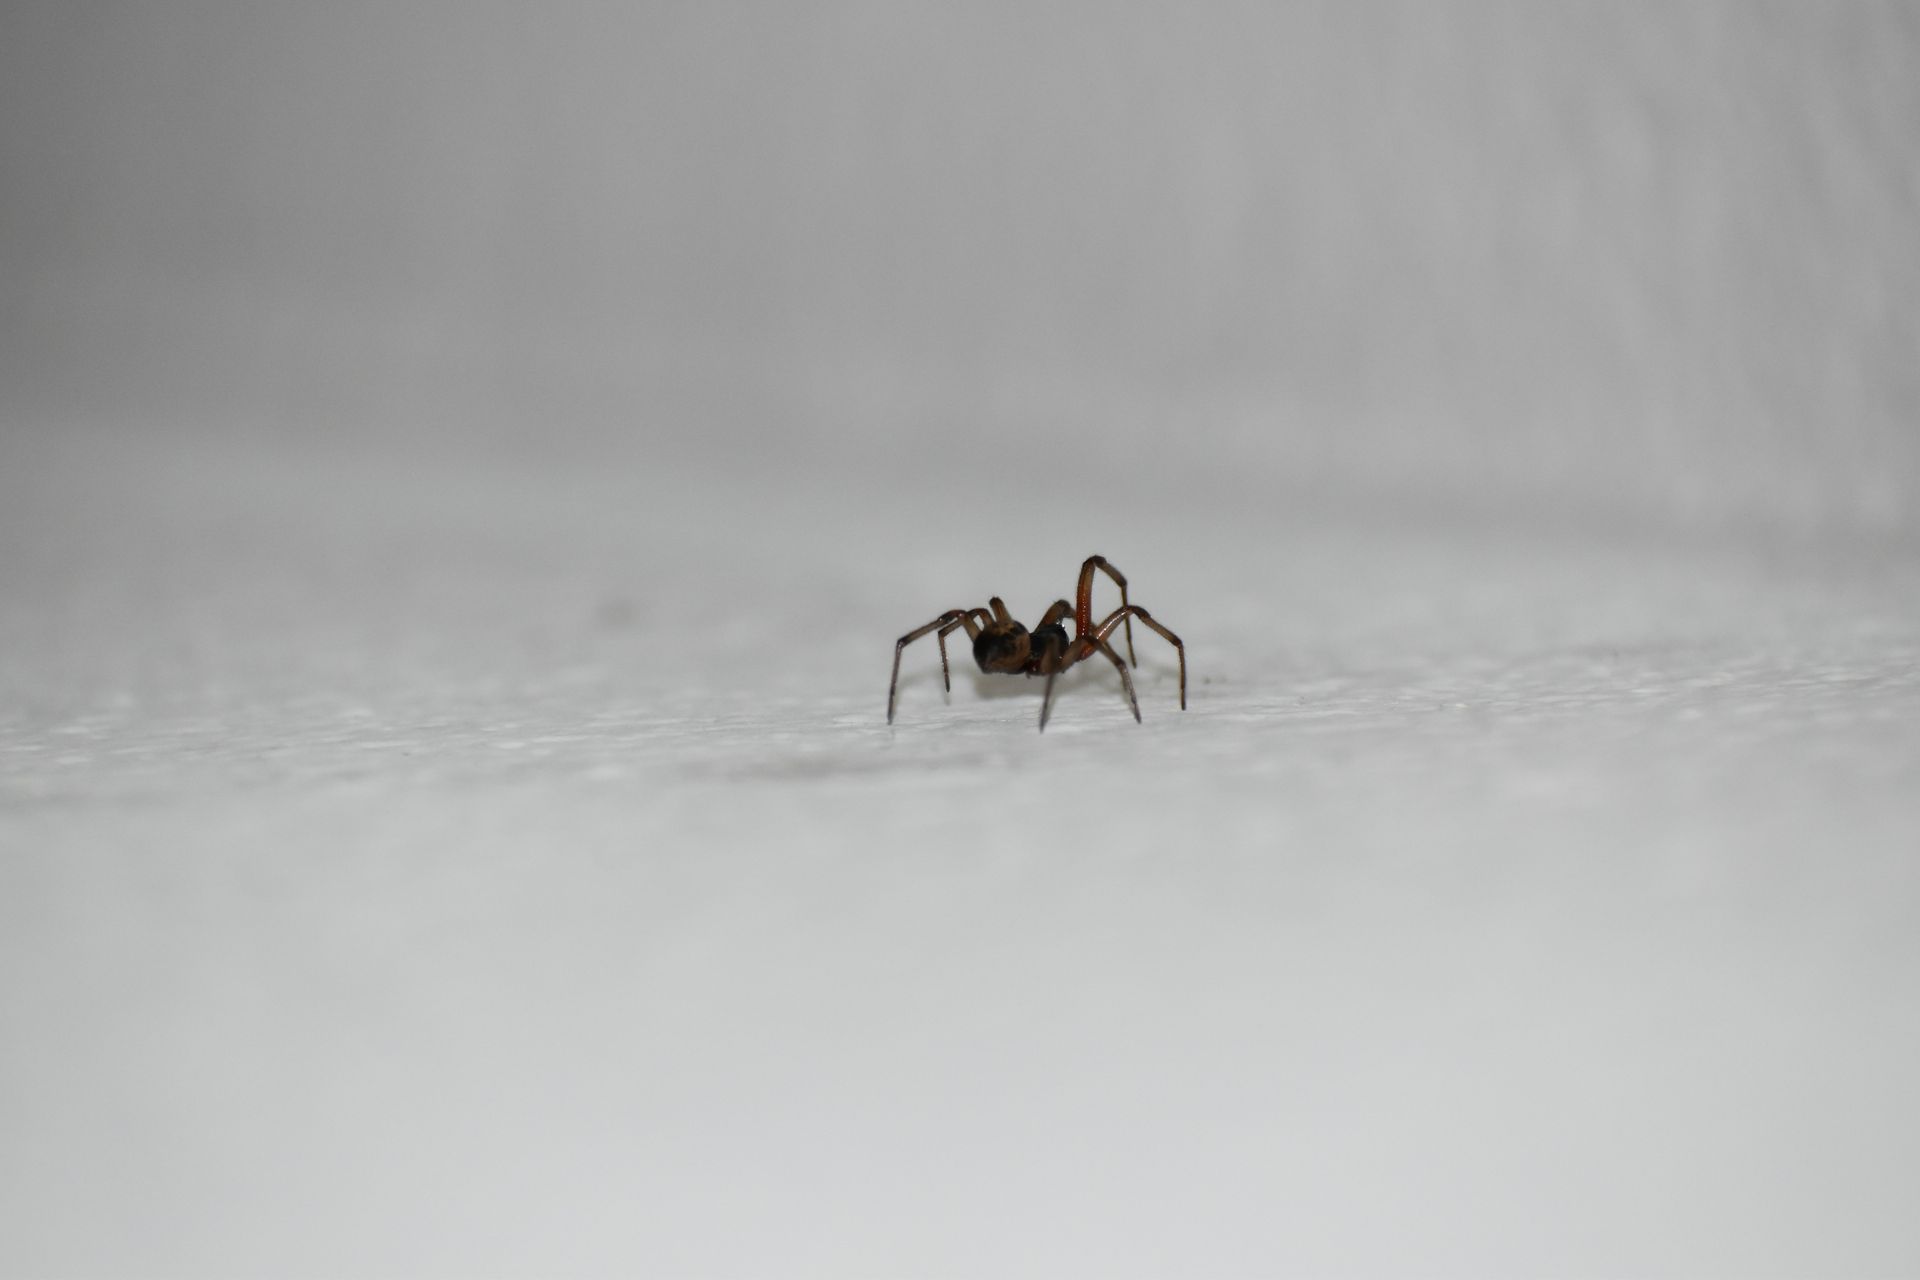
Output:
[
  {"xmin": 5, "ymin": 3, "xmax": 1919, "ymax": 1273},
  {"xmin": 3, "ymin": 433, "xmax": 1918, "ymax": 1275}
]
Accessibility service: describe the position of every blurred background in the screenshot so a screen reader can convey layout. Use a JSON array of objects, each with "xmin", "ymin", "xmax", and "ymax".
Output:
[
  {"xmin": 5, "ymin": 4, "xmax": 1919, "ymax": 1275},
  {"xmin": 4, "ymin": 0, "xmax": 1917, "ymax": 538}
]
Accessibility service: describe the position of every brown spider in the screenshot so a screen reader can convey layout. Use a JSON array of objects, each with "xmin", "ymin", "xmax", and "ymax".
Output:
[{"xmin": 887, "ymin": 555, "xmax": 1186, "ymax": 731}]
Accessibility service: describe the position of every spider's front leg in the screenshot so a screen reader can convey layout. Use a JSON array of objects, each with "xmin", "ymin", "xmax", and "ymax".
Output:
[
  {"xmin": 888, "ymin": 607, "xmax": 988, "ymax": 723},
  {"xmin": 934, "ymin": 608, "xmax": 993, "ymax": 689}
]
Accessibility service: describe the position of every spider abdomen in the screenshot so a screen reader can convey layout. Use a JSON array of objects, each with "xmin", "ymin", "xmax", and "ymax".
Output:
[{"xmin": 1027, "ymin": 623, "xmax": 1071, "ymax": 674}]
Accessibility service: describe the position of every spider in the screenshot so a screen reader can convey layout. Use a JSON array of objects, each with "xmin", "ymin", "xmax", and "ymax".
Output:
[{"xmin": 887, "ymin": 555, "xmax": 1186, "ymax": 731}]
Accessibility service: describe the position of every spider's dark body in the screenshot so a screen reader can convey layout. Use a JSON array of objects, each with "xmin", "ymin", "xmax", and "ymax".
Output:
[
  {"xmin": 970, "ymin": 611, "xmax": 1068, "ymax": 676},
  {"xmin": 888, "ymin": 555, "xmax": 1186, "ymax": 731}
]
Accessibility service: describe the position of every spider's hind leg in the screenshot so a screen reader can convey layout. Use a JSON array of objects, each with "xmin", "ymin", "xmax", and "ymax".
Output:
[
  {"xmin": 1094, "ymin": 605, "xmax": 1185, "ymax": 710},
  {"xmin": 1036, "ymin": 633, "xmax": 1138, "ymax": 731},
  {"xmin": 1075, "ymin": 556, "xmax": 1136, "ymax": 666},
  {"xmin": 1089, "ymin": 636, "xmax": 1141, "ymax": 723}
]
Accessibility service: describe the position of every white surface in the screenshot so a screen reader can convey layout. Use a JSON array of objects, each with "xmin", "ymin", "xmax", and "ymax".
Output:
[
  {"xmin": 3, "ymin": 432, "xmax": 1918, "ymax": 1275},
  {"xmin": 4, "ymin": 3, "xmax": 1919, "ymax": 1274}
]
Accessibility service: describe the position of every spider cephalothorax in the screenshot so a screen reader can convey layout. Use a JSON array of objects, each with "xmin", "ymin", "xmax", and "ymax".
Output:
[
  {"xmin": 888, "ymin": 556, "xmax": 1186, "ymax": 731},
  {"xmin": 971, "ymin": 616, "xmax": 1030, "ymax": 672}
]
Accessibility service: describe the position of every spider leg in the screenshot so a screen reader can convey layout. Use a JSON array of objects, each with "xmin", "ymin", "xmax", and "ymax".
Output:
[
  {"xmin": 1034, "ymin": 613, "xmax": 1089, "ymax": 732},
  {"xmin": 934, "ymin": 608, "xmax": 993, "ymax": 693},
  {"xmin": 889, "ymin": 607, "xmax": 986, "ymax": 723},
  {"xmin": 1093, "ymin": 605, "xmax": 1185, "ymax": 710},
  {"xmin": 1036, "ymin": 635, "xmax": 1137, "ymax": 731},
  {"xmin": 1088, "ymin": 636, "xmax": 1140, "ymax": 722},
  {"xmin": 1074, "ymin": 556, "xmax": 1135, "ymax": 667},
  {"xmin": 1035, "ymin": 632, "xmax": 1137, "ymax": 730}
]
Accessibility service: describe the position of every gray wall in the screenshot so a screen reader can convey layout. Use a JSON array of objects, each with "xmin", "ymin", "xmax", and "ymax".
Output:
[{"xmin": 4, "ymin": 2, "xmax": 1917, "ymax": 537}]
